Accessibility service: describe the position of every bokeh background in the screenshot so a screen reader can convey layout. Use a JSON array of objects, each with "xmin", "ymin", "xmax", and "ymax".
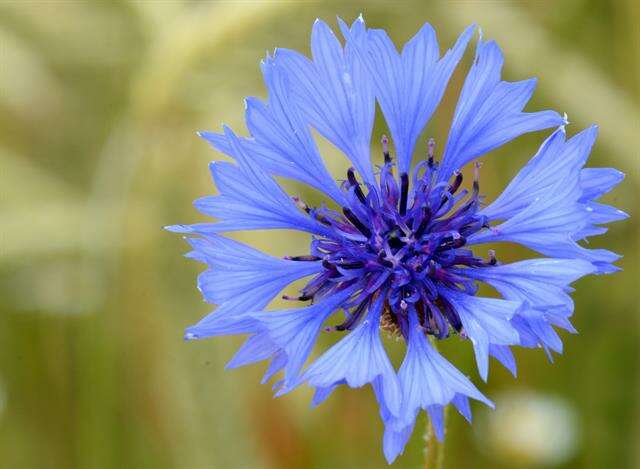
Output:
[{"xmin": 1, "ymin": 1, "xmax": 638, "ymax": 468}]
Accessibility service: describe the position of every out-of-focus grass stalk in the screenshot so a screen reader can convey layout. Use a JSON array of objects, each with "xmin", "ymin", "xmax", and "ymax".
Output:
[
  {"xmin": 76, "ymin": 2, "xmax": 296, "ymax": 468},
  {"xmin": 0, "ymin": 27, "xmax": 64, "ymax": 122},
  {"xmin": 424, "ymin": 410, "xmax": 448, "ymax": 469},
  {"xmin": 0, "ymin": 24, "xmax": 71, "ymax": 259},
  {"xmin": 84, "ymin": 0, "xmax": 293, "ymax": 277},
  {"xmin": 130, "ymin": 1, "xmax": 290, "ymax": 118}
]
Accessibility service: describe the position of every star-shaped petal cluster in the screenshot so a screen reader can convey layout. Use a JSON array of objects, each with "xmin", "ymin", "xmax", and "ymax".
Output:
[{"xmin": 168, "ymin": 16, "xmax": 626, "ymax": 463}]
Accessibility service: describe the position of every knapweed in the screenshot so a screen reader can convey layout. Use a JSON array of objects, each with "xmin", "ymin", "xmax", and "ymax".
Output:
[{"xmin": 168, "ymin": 17, "xmax": 626, "ymax": 463}]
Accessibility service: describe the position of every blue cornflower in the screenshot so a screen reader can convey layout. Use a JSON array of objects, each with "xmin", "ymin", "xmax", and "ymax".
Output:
[{"xmin": 169, "ymin": 17, "xmax": 626, "ymax": 463}]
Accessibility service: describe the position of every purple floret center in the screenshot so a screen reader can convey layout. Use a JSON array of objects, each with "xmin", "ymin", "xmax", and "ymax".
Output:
[{"xmin": 286, "ymin": 137, "xmax": 497, "ymax": 341}]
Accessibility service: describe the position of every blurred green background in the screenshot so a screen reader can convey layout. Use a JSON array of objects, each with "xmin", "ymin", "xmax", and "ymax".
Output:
[{"xmin": 0, "ymin": 1, "xmax": 638, "ymax": 468}]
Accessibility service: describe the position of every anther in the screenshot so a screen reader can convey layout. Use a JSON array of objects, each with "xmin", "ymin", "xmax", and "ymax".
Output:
[
  {"xmin": 342, "ymin": 207, "xmax": 372, "ymax": 238},
  {"xmin": 488, "ymin": 249, "xmax": 497, "ymax": 265},
  {"xmin": 399, "ymin": 173, "xmax": 409, "ymax": 216},
  {"xmin": 473, "ymin": 162, "xmax": 482, "ymax": 193},
  {"xmin": 285, "ymin": 255, "xmax": 321, "ymax": 261},
  {"xmin": 438, "ymin": 232, "xmax": 466, "ymax": 250},
  {"xmin": 427, "ymin": 138, "xmax": 436, "ymax": 168},
  {"xmin": 347, "ymin": 168, "xmax": 367, "ymax": 205},
  {"xmin": 382, "ymin": 135, "xmax": 391, "ymax": 164},
  {"xmin": 292, "ymin": 196, "xmax": 311, "ymax": 213},
  {"xmin": 282, "ymin": 294, "xmax": 312, "ymax": 301},
  {"xmin": 336, "ymin": 260, "xmax": 365, "ymax": 269},
  {"xmin": 449, "ymin": 170, "xmax": 463, "ymax": 195},
  {"xmin": 322, "ymin": 260, "xmax": 336, "ymax": 271}
]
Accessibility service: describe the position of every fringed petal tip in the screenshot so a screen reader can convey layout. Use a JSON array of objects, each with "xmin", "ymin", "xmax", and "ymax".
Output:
[
  {"xmin": 164, "ymin": 224, "xmax": 192, "ymax": 233},
  {"xmin": 382, "ymin": 421, "xmax": 414, "ymax": 464},
  {"xmin": 593, "ymin": 261, "xmax": 623, "ymax": 275}
]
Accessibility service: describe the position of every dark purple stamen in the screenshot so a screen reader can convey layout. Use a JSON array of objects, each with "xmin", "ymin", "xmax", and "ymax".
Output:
[
  {"xmin": 347, "ymin": 167, "xmax": 367, "ymax": 205},
  {"xmin": 437, "ymin": 233, "xmax": 466, "ymax": 251},
  {"xmin": 334, "ymin": 298, "xmax": 369, "ymax": 331},
  {"xmin": 337, "ymin": 260, "xmax": 365, "ymax": 269},
  {"xmin": 414, "ymin": 207, "xmax": 432, "ymax": 239},
  {"xmin": 399, "ymin": 173, "xmax": 409, "ymax": 216},
  {"xmin": 322, "ymin": 260, "xmax": 336, "ymax": 271},
  {"xmin": 449, "ymin": 171, "xmax": 463, "ymax": 195},
  {"xmin": 285, "ymin": 255, "xmax": 321, "ymax": 261},
  {"xmin": 342, "ymin": 207, "xmax": 372, "ymax": 238}
]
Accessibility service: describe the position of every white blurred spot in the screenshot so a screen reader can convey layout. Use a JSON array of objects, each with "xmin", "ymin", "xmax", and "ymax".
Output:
[{"xmin": 475, "ymin": 390, "xmax": 579, "ymax": 466}]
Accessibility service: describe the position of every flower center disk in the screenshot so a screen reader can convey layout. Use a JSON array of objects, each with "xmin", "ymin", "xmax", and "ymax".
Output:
[{"xmin": 286, "ymin": 137, "xmax": 496, "ymax": 340}]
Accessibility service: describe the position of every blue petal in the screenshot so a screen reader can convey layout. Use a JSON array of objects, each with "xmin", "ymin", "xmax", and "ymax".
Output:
[
  {"xmin": 249, "ymin": 55, "xmax": 347, "ymax": 204},
  {"xmin": 511, "ymin": 310, "xmax": 563, "ymax": 356},
  {"xmin": 382, "ymin": 422, "xmax": 414, "ymax": 464},
  {"xmin": 479, "ymin": 126, "xmax": 626, "ymax": 247},
  {"xmin": 489, "ymin": 344, "xmax": 517, "ymax": 377},
  {"xmin": 520, "ymin": 308, "xmax": 563, "ymax": 353},
  {"xmin": 511, "ymin": 315, "xmax": 538, "ymax": 348},
  {"xmin": 260, "ymin": 351, "xmax": 288, "ymax": 385},
  {"xmin": 438, "ymin": 39, "xmax": 565, "ymax": 181},
  {"xmin": 468, "ymin": 170, "xmax": 621, "ymax": 272},
  {"xmin": 251, "ymin": 288, "xmax": 354, "ymax": 387},
  {"xmin": 370, "ymin": 378, "xmax": 415, "ymax": 464},
  {"xmin": 200, "ymin": 66, "xmax": 346, "ymax": 204},
  {"xmin": 575, "ymin": 199, "xmax": 629, "ymax": 240},
  {"xmin": 274, "ymin": 18, "xmax": 376, "ymax": 184},
  {"xmin": 481, "ymin": 126, "xmax": 594, "ymax": 221},
  {"xmin": 348, "ymin": 22, "xmax": 474, "ymax": 173},
  {"xmin": 182, "ymin": 235, "xmax": 322, "ymax": 340},
  {"xmin": 187, "ymin": 235, "xmax": 322, "ymax": 305},
  {"xmin": 226, "ymin": 332, "xmax": 279, "ymax": 369},
  {"xmin": 459, "ymin": 258, "xmax": 595, "ymax": 309},
  {"xmin": 584, "ymin": 201, "xmax": 629, "ymax": 226},
  {"xmin": 302, "ymin": 294, "xmax": 401, "ymax": 416},
  {"xmin": 441, "ymin": 289, "xmax": 520, "ymax": 381},
  {"xmin": 580, "ymin": 167, "xmax": 625, "ymax": 202},
  {"xmin": 458, "ymin": 258, "xmax": 595, "ymax": 360},
  {"xmin": 184, "ymin": 300, "xmax": 259, "ymax": 340},
  {"xmin": 471, "ymin": 124, "xmax": 624, "ymax": 270},
  {"xmin": 426, "ymin": 405, "xmax": 446, "ymax": 441},
  {"xmin": 397, "ymin": 309, "xmax": 493, "ymax": 427},
  {"xmin": 189, "ymin": 127, "xmax": 334, "ymax": 236},
  {"xmin": 452, "ymin": 394, "xmax": 473, "ymax": 422},
  {"xmin": 199, "ymin": 130, "xmax": 328, "ymax": 198},
  {"xmin": 310, "ymin": 381, "xmax": 342, "ymax": 408}
]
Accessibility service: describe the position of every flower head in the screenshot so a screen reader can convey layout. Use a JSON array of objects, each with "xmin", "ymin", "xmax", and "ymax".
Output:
[{"xmin": 169, "ymin": 17, "xmax": 626, "ymax": 463}]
